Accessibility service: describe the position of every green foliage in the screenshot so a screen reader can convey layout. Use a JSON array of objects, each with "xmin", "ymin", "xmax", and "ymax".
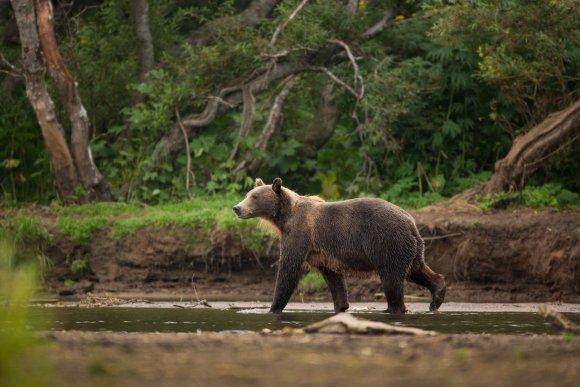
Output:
[
  {"xmin": 429, "ymin": 0, "xmax": 580, "ymax": 129},
  {"xmin": 51, "ymin": 195, "xmax": 258, "ymax": 240},
  {"xmin": 298, "ymin": 272, "xmax": 327, "ymax": 295},
  {"xmin": 0, "ymin": 239, "xmax": 53, "ymax": 387},
  {"xmin": 69, "ymin": 257, "xmax": 90, "ymax": 277},
  {"xmin": 562, "ymin": 331, "xmax": 578, "ymax": 342},
  {"xmin": 0, "ymin": 216, "xmax": 53, "ymax": 277},
  {"xmin": 1, "ymin": 0, "xmax": 578, "ymax": 205},
  {"xmin": 0, "ymin": 90, "xmax": 53, "ymax": 205},
  {"xmin": 57, "ymin": 217, "xmax": 110, "ymax": 246},
  {"xmin": 453, "ymin": 348, "xmax": 471, "ymax": 362},
  {"xmin": 477, "ymin": 184, "xmax": 580, "ymax": 210}
]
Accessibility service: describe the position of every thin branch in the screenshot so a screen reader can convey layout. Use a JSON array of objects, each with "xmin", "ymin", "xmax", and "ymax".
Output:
[
  {"xmin": 255, "ymin": 75, "xmax": 298, "ymax": 151},
  {"xmin": 176, "ymin": 109, "xmax": 192, "ymax": 197},
  {"xmin": 235, "ymin": 75, "xmax": 298, "ymax": 175},
  {"xmin": 327, "ymin": 39, "xmax": 364, "ymax": 99},
  {"xmin": 269, "ymin": 0, "xmax": 309, "ymax": 48},
  {"xmin": 307, "ymin": 66, "xmax": 361, "ymax": 100},
  {"xmin": 0, "ymin": 52, "xmax": 23, "ymax": 77}
]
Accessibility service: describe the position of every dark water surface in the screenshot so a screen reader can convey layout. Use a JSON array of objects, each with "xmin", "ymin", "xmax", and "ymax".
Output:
[{"xmin": 20, "ymin": 307, "xmax": 580, "ymax": 335}]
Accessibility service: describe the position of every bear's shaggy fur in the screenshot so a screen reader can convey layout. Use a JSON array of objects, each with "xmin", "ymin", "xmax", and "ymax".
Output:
[{"xmin": 233, "ymin": 178, "xmax": 446, "ymax": 314}]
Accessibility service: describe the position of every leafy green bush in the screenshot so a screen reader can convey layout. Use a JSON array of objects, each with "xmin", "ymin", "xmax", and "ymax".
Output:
[
  {"xmin": 477, "ymin": 184, "xmax": 580, "ymax": 210},
  {"xmin": 56, "ymin": 217, "xmax": 110, "ymax": 245},
  {"xmin": 0, "ymin": 216, "xmax": 52, "ymax": 276},
  {"xmin": 297, "ymin": 272, "xmax": 327, "ymax": 295}
]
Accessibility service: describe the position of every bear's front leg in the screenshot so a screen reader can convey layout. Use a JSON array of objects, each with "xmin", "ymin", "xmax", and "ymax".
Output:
[
  {"xmin": 318, "ymin": 267, "xmax": 349, "ymax": 313},
  {"xmin": 270, "ymin": 248, "xmax": 306, "ymax": 313}
]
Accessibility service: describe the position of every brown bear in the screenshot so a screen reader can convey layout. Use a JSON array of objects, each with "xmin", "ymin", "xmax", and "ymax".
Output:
[{"xmin": 233, "ymin": 177, "xmax": 446, "ymax": 314}]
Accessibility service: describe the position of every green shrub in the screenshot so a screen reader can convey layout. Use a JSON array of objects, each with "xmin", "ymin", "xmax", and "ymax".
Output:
[
  {"xmin": 0, "ymin": 215, "xmax": 52, "ymax": 277},
  {"xmin": 478, "ymin": 184, "xmax": 580, "ymax": 210},
  {"xmin": 298, "ymin": 272, "xmax": 327, "ymax": 295}
]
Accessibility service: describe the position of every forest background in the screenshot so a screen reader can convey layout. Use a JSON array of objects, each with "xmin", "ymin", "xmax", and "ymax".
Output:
[{"xmin": 1, "ymin": 0, "xmax": 579, "ymax": 208}]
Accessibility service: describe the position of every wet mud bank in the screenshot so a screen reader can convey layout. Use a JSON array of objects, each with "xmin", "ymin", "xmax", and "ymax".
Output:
[{"xmin": 38, "ymin": 203, "xmax": 580, "ymax": 302}]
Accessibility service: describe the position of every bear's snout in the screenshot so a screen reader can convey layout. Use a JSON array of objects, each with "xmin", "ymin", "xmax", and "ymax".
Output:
[{"xmin": 233, "ymin": 205, "xmax": 241, "ymax": 217}]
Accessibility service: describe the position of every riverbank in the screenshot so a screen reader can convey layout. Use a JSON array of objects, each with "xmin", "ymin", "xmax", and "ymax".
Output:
[
  {"xmin": 46, "ymin": 330, "xmax": 580, "ymax": 387},
  {"xmin": 2, "ymin": 198, "xmax": 579, "ymax": 303}
]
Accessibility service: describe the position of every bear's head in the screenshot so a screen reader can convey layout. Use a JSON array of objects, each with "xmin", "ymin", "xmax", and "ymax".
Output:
[{"xmin": 233, "ymin": 177, "xmax": 285, "ymax": 219}]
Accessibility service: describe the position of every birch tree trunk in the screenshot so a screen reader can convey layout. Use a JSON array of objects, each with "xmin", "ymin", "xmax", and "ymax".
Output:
[
  {"xmin": 11, "ymin": 0, "xmax": 79, "ymax": 202},
  {"xmin": 11, "ymin": 0, "xmax": 112, "ymax": 202},
  {"xmin": 35, "ymin": 0, "xmax": 112, "ymax": 201}
]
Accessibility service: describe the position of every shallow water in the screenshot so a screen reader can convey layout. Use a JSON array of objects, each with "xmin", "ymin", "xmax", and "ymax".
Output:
[{"xmin": 20, "ymin": 307, "xmax": 580, "ymax": 335}]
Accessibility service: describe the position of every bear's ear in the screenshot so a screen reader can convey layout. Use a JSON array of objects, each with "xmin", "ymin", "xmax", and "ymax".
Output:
[
  {"xmin": 272, "ymin": 177, "xmax": 283, "ymax": 194},
  {"xmin": 254, "ymin": 178, "xmax": 265, "ymax": 187}
]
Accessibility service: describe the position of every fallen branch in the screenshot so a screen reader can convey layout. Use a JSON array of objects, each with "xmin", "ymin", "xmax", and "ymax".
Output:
[
  {"xmin": 538, "ymin": 305, "xmax": 580, "ymax": 334},
  {"xmin": 277, "ymin": 313, "xmax": 437, "ymax": 335},
  {"xmin": 173, "ymin": 300, "xmax": 211, "ymax": 309}
]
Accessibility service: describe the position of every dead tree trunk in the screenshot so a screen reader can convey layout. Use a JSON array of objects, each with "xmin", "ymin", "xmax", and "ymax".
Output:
[
  {"xmin": 477, "ymin": 100, "xmax": 580, "ymax": 195},
  {"xmin": 11, "ymin": 0, "xmax": 79, "ymax": 202},
  {"xmin": 35, "ymin": 0, "xmax": 112, "ymax": 201}
]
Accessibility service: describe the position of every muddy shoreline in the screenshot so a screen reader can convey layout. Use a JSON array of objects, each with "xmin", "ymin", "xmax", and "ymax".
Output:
[{"xmin": 47, "ymin": 330, "xmax": 580, "ymax": 387}]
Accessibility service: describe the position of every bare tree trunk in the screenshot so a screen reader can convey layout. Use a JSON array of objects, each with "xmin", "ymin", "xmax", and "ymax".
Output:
[
  {"xmin": 35, "ymin": 0, "xmax": 112, "ymax": 201},
  {"xmin": 475, "ymin": 100, "xmax": 580, "ymax": 195},
  {"xmin": 298, "ymin": 83, "xmax": 340, "ymax": 160},
  {"xmin": 11, "ymin": 0, "xmax": 79, "ymax": 202},
  {"xmin": 131, "ymin": 0, "xmax": 154, "ymax": 104}
]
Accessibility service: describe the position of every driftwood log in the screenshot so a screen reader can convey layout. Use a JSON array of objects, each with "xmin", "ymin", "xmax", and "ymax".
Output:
[
  {"xmin": 538, "ymin": 305, "xmax": 580, "ymax": 334},
  {"xmin": 296, "ymin": 313, "xmax": 436, "ymax": 336}
]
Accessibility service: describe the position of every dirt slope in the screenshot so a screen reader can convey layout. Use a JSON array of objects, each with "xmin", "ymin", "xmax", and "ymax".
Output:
[{"xmin": 36, "ymin": 201, "xmax": 579, "ymax": 302}]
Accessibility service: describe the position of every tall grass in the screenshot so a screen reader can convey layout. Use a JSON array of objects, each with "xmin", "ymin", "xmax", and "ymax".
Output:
[{"xmin": 0, "ymin": 238, "xmax": 52, "ymax": 387}]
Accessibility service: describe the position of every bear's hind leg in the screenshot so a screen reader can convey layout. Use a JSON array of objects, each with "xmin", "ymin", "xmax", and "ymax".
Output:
[
  {"xmin": 318, "ymin": 267, "xmax": 349, "ymax": 313},
  {"xmin": 378, "ymin": 269, "xmax": 407, "ymax": 314},
  {"xmin": 408, "ymin": 265, "xmax": 446, "ymax": 312}
]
